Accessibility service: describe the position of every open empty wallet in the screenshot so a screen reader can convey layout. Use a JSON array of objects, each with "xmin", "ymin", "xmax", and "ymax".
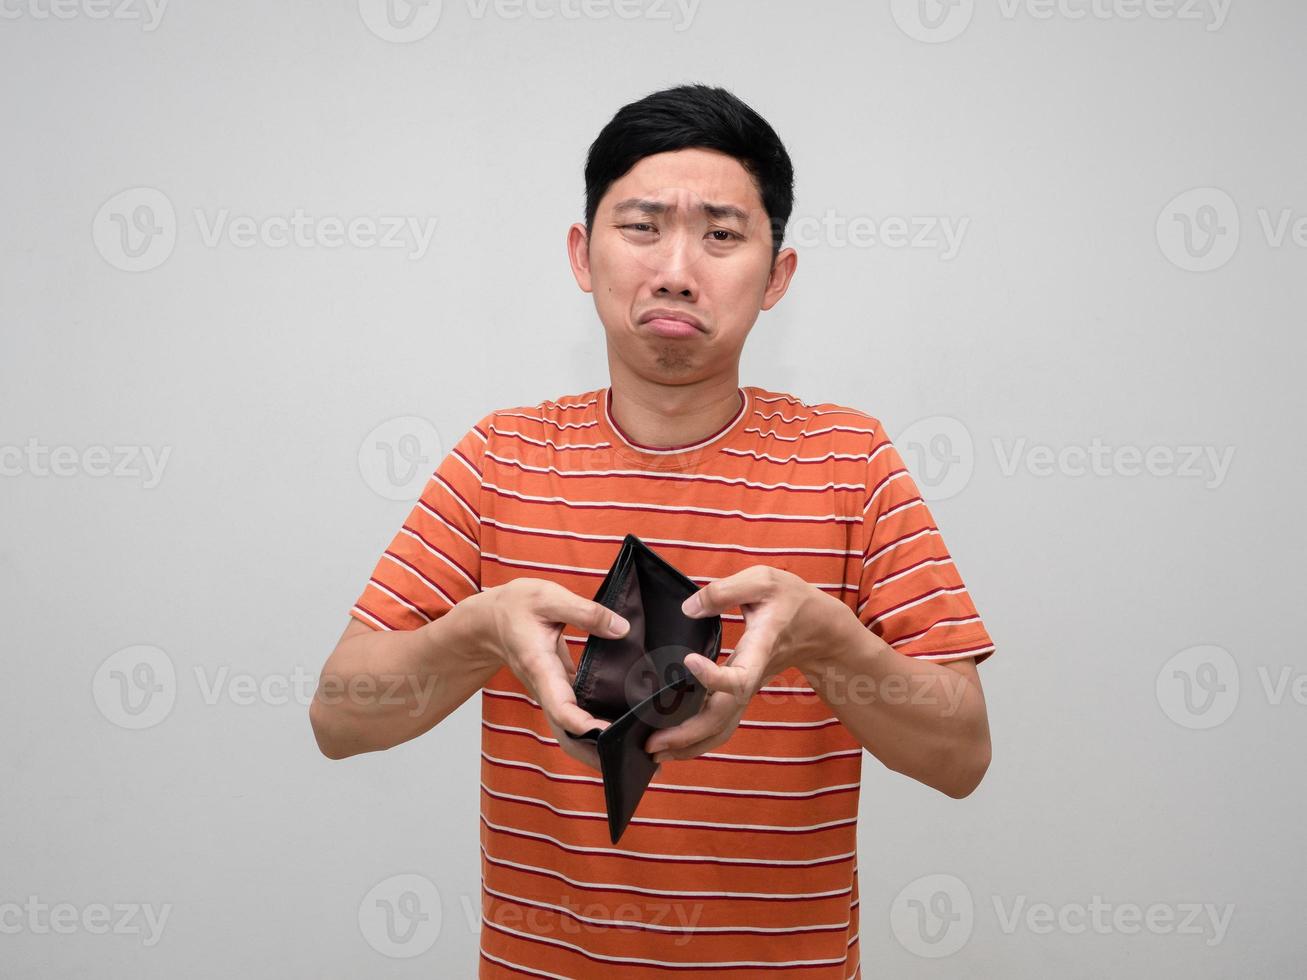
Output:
[{"xmin": 564, "ymin": 533, "xmax": 724, "ymax": 844}]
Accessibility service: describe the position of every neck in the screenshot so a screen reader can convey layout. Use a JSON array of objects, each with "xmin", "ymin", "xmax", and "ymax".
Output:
[{"xmin": 606, "ymin": 372, "xmax": 744, "ymax": 450}]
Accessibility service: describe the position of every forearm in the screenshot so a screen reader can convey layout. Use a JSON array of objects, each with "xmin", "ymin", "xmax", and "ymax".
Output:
[
  {"xmin": 798, "ymin": 605, "xmax": 991, "ymax": 798},
  {"xmin": 310, "ymin": 595, "xmax": 500, "ymax": 759}
]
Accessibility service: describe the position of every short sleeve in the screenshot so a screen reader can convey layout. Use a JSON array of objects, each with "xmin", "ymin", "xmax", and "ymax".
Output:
[
  {"xmin": 856, "ymin": 424, "xmax": 996, "ymax": 665},
  {"xmin": 349, "ymin": 412, "xmax": 494, "ymax": 632}
]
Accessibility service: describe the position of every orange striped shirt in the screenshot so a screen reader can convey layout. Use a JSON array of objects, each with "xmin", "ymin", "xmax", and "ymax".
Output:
[{"xmin": 350, "ymin": 384, "xmax": 996, "ymax": 978}]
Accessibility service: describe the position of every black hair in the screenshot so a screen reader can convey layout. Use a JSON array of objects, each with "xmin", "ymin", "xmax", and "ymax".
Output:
[{"xmin": 583, "ymin": 84, "xmax": 795, "ymax": 259}]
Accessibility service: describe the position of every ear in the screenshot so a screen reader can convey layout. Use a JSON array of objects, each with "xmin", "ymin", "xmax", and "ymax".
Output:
[
  {"xmin": 760, "ymin": 246, "xmax": 798, "ymax": 312},
  {"xmin": 567, "ymin": 223, "xmax": 593, "ymax": 293}
]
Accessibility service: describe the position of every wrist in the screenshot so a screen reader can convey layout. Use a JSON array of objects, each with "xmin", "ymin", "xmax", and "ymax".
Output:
[
  {"xmin": 434, "ymin": 590, "xmax": 500, "ymax": 674},
  {"xmin": 799, "ymin": 600, "xmax": 878, "ymax": 682}
]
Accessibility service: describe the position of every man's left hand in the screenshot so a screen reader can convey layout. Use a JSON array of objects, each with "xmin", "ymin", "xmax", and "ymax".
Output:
[{"xmin": 644, "ymin": 565, "xmax": 848, "ymax": 763}]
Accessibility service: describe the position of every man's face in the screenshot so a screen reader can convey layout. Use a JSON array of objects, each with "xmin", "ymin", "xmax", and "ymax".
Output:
[{"xmin": 568, "ymin": 147, "xmax": 796, "ymax": 385}]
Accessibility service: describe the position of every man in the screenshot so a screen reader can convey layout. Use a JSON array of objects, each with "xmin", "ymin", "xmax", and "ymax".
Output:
[{"xmin": 311, "ymin": 84, "xmax": 995, "ymax": 978}]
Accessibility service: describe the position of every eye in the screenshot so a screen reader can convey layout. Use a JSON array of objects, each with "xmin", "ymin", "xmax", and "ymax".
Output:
[
  {"xmin": 708, "ymin": 229, "xmax": 740, "ymax": 242},
  {"xmin": 621, "ymin": 223, "xmax": 657, "ymax": 233}
]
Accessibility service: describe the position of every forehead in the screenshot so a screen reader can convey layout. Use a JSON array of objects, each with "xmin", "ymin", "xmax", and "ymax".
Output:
[{"xmin": 601, "ymin": 147, "xmax": 764, "ymax": 214}]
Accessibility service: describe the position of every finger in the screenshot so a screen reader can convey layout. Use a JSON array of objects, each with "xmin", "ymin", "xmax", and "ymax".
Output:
[
  {"xmin": 685, "ymin": 637, "xmax": 769, "ymax": 705},
  {"xmin": 559, "ymin": 732, "xmax": 602, "ymax": 772},
  {"xmin": 656, "ymin": 726, "xmax": 733, "ymax": 763},
  {"xmin": 682, "ymin": 566, "xmax": 771, "ymax": 618},
  {"xmin": 535, "ymin": 657, "xmax": 610, "ymax": 738},
  {"xmin": 555, "ymin": 631, "xmax": 577, "ymax": 682},
  {"xmin": 540, "ymin": 584, "xmax": 630, "ymax": 639},
  {"xmin": 682, "ymin": 653, "xmax": 735, "ymax": 694},
  {"xmin": 645, "ymin": 689, "xmax": 737, "ymax": 754}
]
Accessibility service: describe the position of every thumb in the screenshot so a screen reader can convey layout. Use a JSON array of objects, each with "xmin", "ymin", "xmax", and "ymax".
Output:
[
  {"xmin": 593, "ymin": 604, "xmax": 629, "ymax": 637},
  {"xmin": 682, "ymin": 653, "xmax": 717, "ymax": 682}
]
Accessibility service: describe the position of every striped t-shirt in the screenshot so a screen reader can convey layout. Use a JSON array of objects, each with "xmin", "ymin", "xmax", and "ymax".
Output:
[{"xmin": 350, "ymin": 384, "xmax": 996, "ymax": 978}]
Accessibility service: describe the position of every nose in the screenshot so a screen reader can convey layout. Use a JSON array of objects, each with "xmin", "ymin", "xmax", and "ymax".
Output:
[{"xmin": 649, "ymin": 227, "xmax": 699, "ymax": 300}]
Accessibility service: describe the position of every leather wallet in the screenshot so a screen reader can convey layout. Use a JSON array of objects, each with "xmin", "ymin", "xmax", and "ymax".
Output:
[{"xmin": 565, "ymin": 533, "xmax": 723, "ymax": 844}]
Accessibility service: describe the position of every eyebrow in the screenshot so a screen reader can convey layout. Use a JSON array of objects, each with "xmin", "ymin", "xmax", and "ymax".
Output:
[{"xmin": 611, "ymin": 197, "xmax": 751, "ymax": 224}]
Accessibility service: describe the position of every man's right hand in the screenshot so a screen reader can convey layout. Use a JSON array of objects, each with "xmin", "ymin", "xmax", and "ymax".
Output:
[{"xmin": 464, "ymin": 578, "xmax": 630, "ymax": 772}]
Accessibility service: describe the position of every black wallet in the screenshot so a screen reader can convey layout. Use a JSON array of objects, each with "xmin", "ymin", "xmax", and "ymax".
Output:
[{"xmin": 565, "ymin": 533, "xmax": 723, "ymax": 844}]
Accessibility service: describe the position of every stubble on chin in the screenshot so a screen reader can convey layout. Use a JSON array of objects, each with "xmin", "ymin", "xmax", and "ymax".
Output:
[{"xmin": 652, "ymin": 341, "xmax": 696, "ymax": 374}]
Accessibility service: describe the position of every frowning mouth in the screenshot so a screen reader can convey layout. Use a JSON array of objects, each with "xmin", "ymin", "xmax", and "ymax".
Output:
[{"xmin": 638, "ymin": 308, "xmax": 705, "ymax": 337}]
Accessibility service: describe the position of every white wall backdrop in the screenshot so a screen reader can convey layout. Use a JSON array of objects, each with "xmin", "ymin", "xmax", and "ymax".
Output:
[{"xmin": 2, "ymin": 0, "xmax": 1303, "ymax": 976}]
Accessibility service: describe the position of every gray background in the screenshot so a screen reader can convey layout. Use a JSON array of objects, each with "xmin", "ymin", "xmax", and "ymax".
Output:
[{"xmin": 2, "ymin": 0, "xmax": 1303, "ymax": 976}]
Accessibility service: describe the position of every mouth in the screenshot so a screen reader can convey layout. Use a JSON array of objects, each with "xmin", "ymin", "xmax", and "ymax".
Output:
[{"xmin": 638, "ymin": 309, "xmax": 705, "ymax": 338}]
